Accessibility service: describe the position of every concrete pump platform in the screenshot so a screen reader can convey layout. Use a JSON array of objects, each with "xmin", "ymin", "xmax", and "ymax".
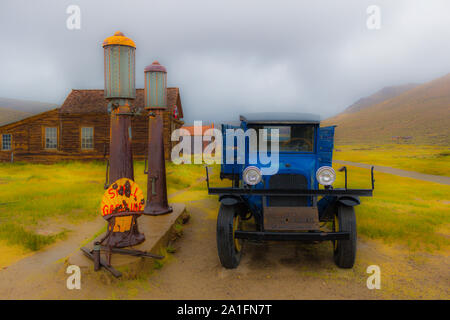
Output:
[{"xmin": 68, "ymin": 203, "xmax": 188, "ymax": 278}]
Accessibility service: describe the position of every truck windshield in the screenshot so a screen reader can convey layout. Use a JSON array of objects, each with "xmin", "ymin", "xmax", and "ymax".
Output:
[{"xmin": 249, "ymin": 124, "xmax": 315, "ymax": 152}]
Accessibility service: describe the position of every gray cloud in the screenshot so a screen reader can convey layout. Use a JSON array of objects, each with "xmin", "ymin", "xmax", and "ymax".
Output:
[{"xmin": 1, "ymin": 0, "xmax": 450, "ymax": 123}]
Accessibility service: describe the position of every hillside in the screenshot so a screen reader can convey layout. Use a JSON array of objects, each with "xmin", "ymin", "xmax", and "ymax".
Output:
[
  {"xmin": 0, "ymin": 98, "xmax": 58, "ymax": 126},
  {"xmin": 0, "ymin": 97, "xmax": 58, "ymax": 114},
  {"xmin": 344, "ymin": 83, "xmax": 418, "ymax": 113},
  {"xmin": 0, "ymin": 107, "xmax": 32, "ymax": 126},
  {"xmin": 323, "ymin": 73, "xmax": 450, "ymax": 145}
]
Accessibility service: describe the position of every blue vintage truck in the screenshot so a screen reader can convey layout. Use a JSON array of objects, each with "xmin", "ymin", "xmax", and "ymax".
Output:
[{"xmin": 206, "ymin": 112, "xmax": 374, "ymax": 269}]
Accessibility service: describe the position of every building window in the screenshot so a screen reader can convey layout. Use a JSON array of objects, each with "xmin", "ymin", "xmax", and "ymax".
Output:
[
  {"xmin": 45, "ymin": 127, "xmax": 57, "ymax": 149},
  {"xmin": 81, "ymin": 127, "xmax": 94, "ymax": 150},
  {"xmin": 2, "ymin": 134, "xmax": 11, "ymax": 151}
]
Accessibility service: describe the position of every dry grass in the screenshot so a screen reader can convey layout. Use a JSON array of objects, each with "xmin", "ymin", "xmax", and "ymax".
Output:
[
  {"xmin": 332, "ymin": 163, "xmax": 450, "ymax": 251},
  {"xmin": 0, "ymin": 161, "xmax": 205, "ymax": 252},
  {"xmin": 334, "ymin": 144, "xmax": 450, "ymax": 176}
]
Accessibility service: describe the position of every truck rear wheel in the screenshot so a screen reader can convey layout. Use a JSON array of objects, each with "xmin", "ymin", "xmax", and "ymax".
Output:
[
  {"xmin": 333, "ymin": 205, "xmax": 357, "ymax": 268},
  {"xmin": 217, "ymin": 203, "xmax": 242, "ymax": 269}
]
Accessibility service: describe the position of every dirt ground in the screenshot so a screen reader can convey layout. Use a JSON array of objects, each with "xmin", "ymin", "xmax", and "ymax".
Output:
[{"xmin": 0, "ymin": 195, "xmax": 448, "ymax": 300}]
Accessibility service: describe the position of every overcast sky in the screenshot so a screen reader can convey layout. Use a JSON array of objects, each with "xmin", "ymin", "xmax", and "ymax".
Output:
[{"xmin": 1, "ymin": 0, "xmax": 450, "ymax": 123}]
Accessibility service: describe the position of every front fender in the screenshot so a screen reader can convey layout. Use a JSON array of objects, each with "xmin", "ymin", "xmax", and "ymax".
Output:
[
  {"xmin": 218, "ymin": 195, "xmax": 251, "ymax": 219},
  {"xmin": 219, "ymin": 194, "xmax": 243, "ymax": 206},
  {"xmin": 318, "ymin": 195, "xmax": 360, "ymax": 221},
  {"xmin": 337, "ymin": 195, "xmax": 360, "ymax": 207}
]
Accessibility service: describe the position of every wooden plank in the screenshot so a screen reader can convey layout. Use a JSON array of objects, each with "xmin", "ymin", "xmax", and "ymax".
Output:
[{"xmin": 80, "ymin": 247, "xmax": 122, "ymax": 278}]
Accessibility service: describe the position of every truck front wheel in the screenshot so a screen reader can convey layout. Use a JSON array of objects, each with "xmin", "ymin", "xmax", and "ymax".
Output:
[
  {"xmin": 333, "ymin": 205, "xmax": 357, "ymax": 268},
  {"xmin": 217, "ymin": 203, "xmax": 242, "ymax": 269}
]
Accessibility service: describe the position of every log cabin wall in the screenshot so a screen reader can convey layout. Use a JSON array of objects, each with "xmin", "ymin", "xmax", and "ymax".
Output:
[
  {"xmin": 59, "ymin": 113, "xmax": 110, "ymax": 156},
  {"xmin": 0, "ymin": 109, "xmax": 60, "ymax": 162},
  {"xmin": 0, "ymin": 88, "xmax": 184, "ymax": 163}
]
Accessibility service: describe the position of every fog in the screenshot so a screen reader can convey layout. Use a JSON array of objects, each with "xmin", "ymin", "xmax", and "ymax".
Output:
[{"xmin": 1, "ymin": 0, "xmax": 450, "ymax": 123}]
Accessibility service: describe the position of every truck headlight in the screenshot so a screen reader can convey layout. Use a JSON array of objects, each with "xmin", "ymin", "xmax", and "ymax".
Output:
[
  {"xmin": 316, "ymin": 166, "xmax": 336, "ymax": 186},
  {"xmin": 243, "ymin": 166, "xmax": 262, "ymax": 186}
]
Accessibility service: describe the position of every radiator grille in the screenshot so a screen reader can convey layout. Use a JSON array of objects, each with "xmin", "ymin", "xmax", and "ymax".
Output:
[{"xmin": 267, "ymin": 174, "xmax": 309, "ymax": 207}]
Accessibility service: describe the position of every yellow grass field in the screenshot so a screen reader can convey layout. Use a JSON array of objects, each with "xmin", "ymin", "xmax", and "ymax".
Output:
[
  {"xmin": 0, "ymin": 157, "xmax": 448, "ymax": 263},
  {"xmin": 334, "ymin": 144, "xmax": 450, "ymax": 176},
  {"xmin": 331, "ymin": 163, "xmax": 450, "ymax": 251},
  {"xmin": 0, "ymin": 161, "xmax": 206, "ymax": 254}
]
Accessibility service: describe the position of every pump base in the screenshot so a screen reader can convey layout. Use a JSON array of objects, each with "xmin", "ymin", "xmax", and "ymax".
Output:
[{"xmin": 143, "ymin": 203, "xmax": 173, "ymax": 216}]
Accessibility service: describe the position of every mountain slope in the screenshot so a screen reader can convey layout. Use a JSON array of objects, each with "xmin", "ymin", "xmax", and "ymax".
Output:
[
  {"xmin": 0, "ymin": 98, "xmax": 58, "ymax": 126},
  {"xmin": 0, "ymin": 97, "xmax": 58, "ymax": 114},
  {"xmin": 0, "ymin": 107, "xmax": 32, "ymax": 126},
  {"xmin": 344, "ymin": 83, "xmax": 418, "ymax": 113},
  {"xmin": 323, "ymin": 73, "xmax": 450, "ymax": 146}
]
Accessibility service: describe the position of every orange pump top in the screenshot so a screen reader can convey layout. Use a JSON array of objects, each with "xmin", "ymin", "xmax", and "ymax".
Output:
[{"xmin": 102, "ymin": 31, "xmax": 136, "ymax": 48}]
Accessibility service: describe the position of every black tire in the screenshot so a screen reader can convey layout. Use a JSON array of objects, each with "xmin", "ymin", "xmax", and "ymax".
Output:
[
  {"xmin": 333, "ymin": 205, "xmax": 357, "ymax": 268},
  {"xmin": 217, "ymin": 203, "xmax": 242, "ymax": 269}
]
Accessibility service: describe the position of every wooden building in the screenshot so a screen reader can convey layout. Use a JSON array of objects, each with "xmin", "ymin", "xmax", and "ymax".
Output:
[{"xmin": 0, "ymin": 88, "xmax": 183, "ymax": 163}]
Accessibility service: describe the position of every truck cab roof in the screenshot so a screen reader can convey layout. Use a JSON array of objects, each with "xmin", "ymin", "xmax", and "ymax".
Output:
[{"xmin": 239, "ymin": 112, "xmax": 321, "ymax": 124}]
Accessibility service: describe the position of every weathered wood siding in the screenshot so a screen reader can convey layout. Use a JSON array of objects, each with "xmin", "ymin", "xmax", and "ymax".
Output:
[
  {"xmin": 0, "ymin": 109, "xmax": 60, "ymax": 162},
  {"xmin": 60, "ymin": 113, "xmax": 110, "ymax": 155},
  {"xmin": 0, "ymin": 108, "xmax": 183, "ymax": 163}
]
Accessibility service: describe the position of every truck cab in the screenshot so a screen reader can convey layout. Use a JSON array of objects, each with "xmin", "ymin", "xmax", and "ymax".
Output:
[{"xmin": 207, "ymin": 112, "xmax": 374, "ymax": 269}]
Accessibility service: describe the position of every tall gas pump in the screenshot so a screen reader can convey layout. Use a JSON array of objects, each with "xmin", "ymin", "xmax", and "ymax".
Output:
[
  {"xmin": 103, "ymin": 31, "xmax": 136, "ymax": 183},
  {"xmin": 143, "ymin": 61, "xmax": 173, "ymax": 215},
  {"xmin": 99, "ymin": 31, "xmax": 145, "ymax": 250}
]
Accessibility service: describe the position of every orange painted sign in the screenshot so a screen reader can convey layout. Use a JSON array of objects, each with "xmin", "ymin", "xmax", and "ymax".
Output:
[
  {"xmin": 112, "ymin": 216, "xmax": 133, "ymax": 232},
  {"xmin": 100, "ymin": 178, "xmax": 145, "ymax": 219}
]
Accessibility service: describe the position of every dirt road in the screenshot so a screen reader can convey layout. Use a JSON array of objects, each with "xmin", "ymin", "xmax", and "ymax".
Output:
[
  {"xmin": 0, "ymin": 195, "xmax": 448, "ymax": 299},
  {"xmin": 133, "ymin": 198, "xmax": 449, "ymax": 300},
  {"xmin": 333, "ymin": 160, "xmax": 450, "ymax": 185}
]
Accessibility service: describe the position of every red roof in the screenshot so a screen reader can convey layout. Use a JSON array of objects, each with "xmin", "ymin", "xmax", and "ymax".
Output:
[{"xmin": 180, "ymin": 124, "xmax": 215, "ymax": 136}]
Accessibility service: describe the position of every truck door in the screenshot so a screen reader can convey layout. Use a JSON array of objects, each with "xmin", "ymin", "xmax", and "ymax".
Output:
[
  {"xmin": 221, "ymin": 123, "xmax": 241, "ymax": 179},
  {"xmin": 317, "ymin": 126, "xmax": 336, "ymax": 168}
]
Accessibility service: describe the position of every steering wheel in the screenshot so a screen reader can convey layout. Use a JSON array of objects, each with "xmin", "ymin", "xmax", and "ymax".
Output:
[{"xmin": 281, "ymin": 138, "xmax": 312, "ymax": 151}]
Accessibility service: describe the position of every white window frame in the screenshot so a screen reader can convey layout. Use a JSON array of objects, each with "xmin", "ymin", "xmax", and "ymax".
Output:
[
  {"xmin": 45, "ymin": 127, "xmax": 58, "ymax": 150},
  {"xmin": 81, "ymin": 127, "xmax": 94, "ymax": 150},
  {"xmin": 1, "ymin": 134, "xmax": 12, "ymax": 151}
]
